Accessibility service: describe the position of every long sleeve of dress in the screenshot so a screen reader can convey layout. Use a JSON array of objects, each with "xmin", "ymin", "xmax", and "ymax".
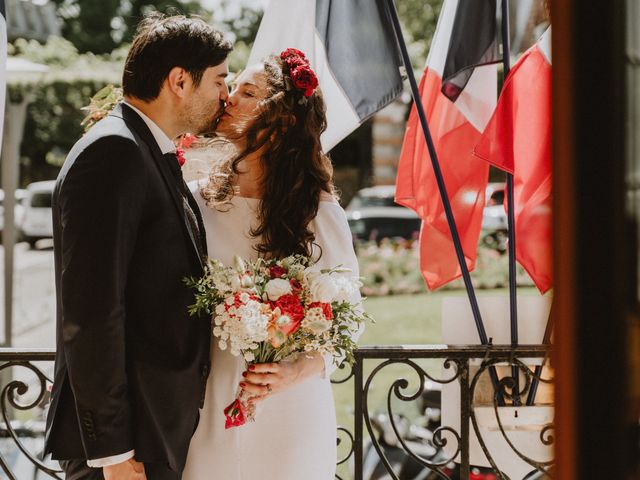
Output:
[{"xmin": 311, "ymin": 202, "xmax": 365, "ymax": 377}]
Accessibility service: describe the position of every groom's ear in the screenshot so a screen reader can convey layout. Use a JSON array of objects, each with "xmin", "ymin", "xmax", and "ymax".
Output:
[{"xmin": 166, "ymin": 67, "xmax": 191, "ymax": 98}]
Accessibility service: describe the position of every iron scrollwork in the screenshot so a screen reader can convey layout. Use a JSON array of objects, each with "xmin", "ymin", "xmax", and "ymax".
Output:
[
  {"xmin": 0, "ymin": 346, "xmax": 554, "ymax": 480},
  {"xmin": 350, "ymin": 345, "xmax": 554, "ymax": 480},
  {"xmin": 0, "ymin": 350, "xmax": 61, "ymax": 479}
]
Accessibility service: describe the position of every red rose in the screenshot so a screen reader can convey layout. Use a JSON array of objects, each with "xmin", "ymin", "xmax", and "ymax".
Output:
[
  {"xmin": 274, "ymin": 294, "xmax": 305, "ymax": 323},
  {"xmin": 283, "ymin": 54, "xmax": 309, "ymax": 71},
  {"xmin": 309, "ymin": 301, "xmax": 334, "ymax": 320},
  {"xmin": 280, "ymin": 48, "xmax": 308, "ymax": 62},
  {"xmin": 269, "ymin": 265, "xmax": 288, "ymax": 279},
  {"xmin": 175, "ymin": 147, "xmax": 186, "ymax": 167},
  {"xmin": 223, "ymin": 398, "xmax": 246, "ymax": 429},
  {"xmin": 290, "ymin": 64, "xmax": 319, "ymax": 97},
  {"xmin": 289, "ymin": 278, "xmax": 302, "ymax": 294}
]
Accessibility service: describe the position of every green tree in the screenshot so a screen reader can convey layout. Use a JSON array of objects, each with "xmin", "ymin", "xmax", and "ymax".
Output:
[
  {"xmin": 216, "ymin": 1, "xmax": 263, "ymax": 45},
  {"xmin": 50, "ymin": 0, "xmax": 210, "ymax": 54},
  {"xmin": 51, "ymin": 0, "xmax": 120, "ymax": 54},
  {"xmin": 396, "ymin": 0, "xmax": 443, "ymax": 70},
  {"xmin": 121, "ymin": 0, "xmax": 211, "ymax": 42}
]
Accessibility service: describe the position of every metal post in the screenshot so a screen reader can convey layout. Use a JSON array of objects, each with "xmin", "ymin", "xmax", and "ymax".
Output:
[
  {"xmin": 353, "ymin": 353, "xmax": 363, "ymax": 480},
  {"xmin": 526, "ymin": 304, "xmax": 554, "ymax": 405},
  {"xmin": 500, "ymin": 0, "xmax": 521, "ymax": 406},
  {"xmin": 383, "ymin": 0, "xmax": 504, "ymax": 403},
  {"xmin": 459, "ymin": 360, "xmax": 470, "ymax": 479}
]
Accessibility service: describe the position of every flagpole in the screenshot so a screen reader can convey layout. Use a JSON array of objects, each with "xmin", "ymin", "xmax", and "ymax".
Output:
[
  {"xmin": 526, "ymin": 301, "xmax": 554, "ymax": 405},
  {"xmin": 501, "ymin": 0, "xmax": 522, "ymax": 407},
  {"xmin": 384, "ymin": 0, "xmax": 504, "ymax": 404}
]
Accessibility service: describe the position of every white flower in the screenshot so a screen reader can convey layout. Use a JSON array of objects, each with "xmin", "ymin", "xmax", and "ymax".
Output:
[
  {"xmin": 230, "ymin": 275, "xmax": 241, "ymax": 291},
  {"xmin": 233, "ymin": 255, "xmax": 246, "ymax": 272},
  {"xmin": 333, "ymin": 276, "xmax": 361, "ymax": 303},
  {"xmin": 244, "ymin": 352, "xmax": 255, "ymax": 362},
  {"xmin": 240, "ymin": 274, "xmax": 254, "ymax": 288},
  {"xmin": 218, "ymin": 340, "xmax": 228, "ymax": 350},
  {"xmin": 239, "ymin": 292, "xmax": 250, "ymax": 304},
  {"xmin": 215, "ymin": 303, "xmax": 226, "ymax": 315},
  {"xmin": 301, "ymin": 307, "xmax": 332, "ymax": 334},
  {"xmin": 265, "ymin": 278, "xmax": 292, "ymax": 301},
  {"xmin": 225, "ymin": 296, "xmax": 235, "ymax": 306},
  {"xmin": 276, "ymin": 314, "xmax": 293, "ymax": 329},
  {"xmin": 309, "ymin": 273, "xmax": 339, "ymax": 303}
]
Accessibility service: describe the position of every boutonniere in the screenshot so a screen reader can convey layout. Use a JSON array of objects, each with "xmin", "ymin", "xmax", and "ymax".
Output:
[
  {"xmin": 176, "ymin": 147, "xmax": 186, "ymax": 167},
  {"xmin": 174, "ymin": 133, "xmax": 198, "ymax": 167}
]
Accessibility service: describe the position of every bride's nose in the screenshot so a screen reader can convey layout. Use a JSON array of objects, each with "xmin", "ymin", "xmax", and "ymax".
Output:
[{"xmin": 226, "ymin": 91, "xmax": 238, "ymax": 107}]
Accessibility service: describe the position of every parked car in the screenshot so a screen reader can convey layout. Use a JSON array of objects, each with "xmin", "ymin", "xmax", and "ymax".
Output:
[
  {"xmin": 0, "ymin": 189, "xmax": 28, "ymax": 241},
  {"xmin": 481, "ymin": 183, "xmax": 508, "ymax": 252},
  {"xmin": 346, "ymin": 186, "xmax": 421, "ymax": 242},
  {"xmin": 346, "ymin": 183, "xmax": 511, "ymax": 247},
  {"xmin": 482, "ymin": 183, "xmax": 507, "ymax": 231},
  {"xmin": 20, "ymin": 181, "xmax": 55, "ymax": 249}
]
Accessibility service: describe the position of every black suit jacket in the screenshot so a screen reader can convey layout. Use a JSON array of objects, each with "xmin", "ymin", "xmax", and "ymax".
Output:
[{"xmin": 44, "ymin": 104, "xmax": 211, "ymax": 473}]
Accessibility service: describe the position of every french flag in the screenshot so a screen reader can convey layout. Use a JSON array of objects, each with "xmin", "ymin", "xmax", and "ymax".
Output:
[
  {"xmin": 248, "ymin": 0, "xmax": 404, "ymax": 151},
  {"xmin": 0, "ymin": 0, "xmax": 6, "ymax": 157},
  {"xmin": 474, "ymin": 28, "xmax": 553, "ymax": 293},
  {"xmin": 395, "ymin": 0, "xmax": 499, "ymax": 290}
]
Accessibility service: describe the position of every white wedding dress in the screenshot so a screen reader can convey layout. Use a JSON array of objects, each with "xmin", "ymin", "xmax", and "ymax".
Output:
[{"xmin": 182, "ymin": 182, "xmax": 361, "ymax": 480}]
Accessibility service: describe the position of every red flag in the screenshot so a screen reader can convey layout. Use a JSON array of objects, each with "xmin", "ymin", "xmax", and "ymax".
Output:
[
  {"xmin": 395, "ymin": 0, "xmax": 497, "ymax": 290},
  {"xmin": 474, "ymin": 28, "xmax": 553, "ymax": 293}
]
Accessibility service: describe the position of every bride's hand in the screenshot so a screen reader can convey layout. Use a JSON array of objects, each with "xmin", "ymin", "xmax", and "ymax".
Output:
[{"xmin": 240, "ymin": 353, "xmax": 325, "ymax": 403}]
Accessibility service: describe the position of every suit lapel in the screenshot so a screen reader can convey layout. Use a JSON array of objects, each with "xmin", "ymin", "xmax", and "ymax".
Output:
[{"xmin": 110, "ymin": 104, "xmax": 205, "ymax": 269}]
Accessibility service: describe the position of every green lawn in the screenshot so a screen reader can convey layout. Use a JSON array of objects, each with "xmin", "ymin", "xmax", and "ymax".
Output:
[{"xmin": 331, "ymin": 288, "xmax": 538, "ymax": 478}]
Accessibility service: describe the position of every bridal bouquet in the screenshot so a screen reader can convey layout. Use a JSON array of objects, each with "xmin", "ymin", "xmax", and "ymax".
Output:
[{"xmin": 186, "ymin": 255, "xmax": 369, "ymax": 428}]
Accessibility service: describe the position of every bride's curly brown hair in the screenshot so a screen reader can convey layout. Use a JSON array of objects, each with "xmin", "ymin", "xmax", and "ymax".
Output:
[{"xmin": 201, "ymin": 54, "xmax": 336, "ymax": 259}]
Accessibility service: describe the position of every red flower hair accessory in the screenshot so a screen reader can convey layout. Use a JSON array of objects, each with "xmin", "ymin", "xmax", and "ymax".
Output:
[{"xmin": 279, "ymin": 48, "xmax": 318, "ymax": 99}]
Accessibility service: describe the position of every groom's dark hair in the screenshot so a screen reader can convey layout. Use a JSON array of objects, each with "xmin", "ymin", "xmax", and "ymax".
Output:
[{"xmin": 123, "ymin": 13, "xmax": 233, "ymax": 101}]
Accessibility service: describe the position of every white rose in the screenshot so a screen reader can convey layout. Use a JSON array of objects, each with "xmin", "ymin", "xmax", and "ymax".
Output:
[
  {"xmin": 265, "ymin": 278, "xmax": 292, "ymax": 301},
  {"xmin": 309, "ymin": 273, "xmax": 339, "ymax": 303},
  {"xmin": 334, "ymin": 276, "xmax": 360, "ymax": 303}
]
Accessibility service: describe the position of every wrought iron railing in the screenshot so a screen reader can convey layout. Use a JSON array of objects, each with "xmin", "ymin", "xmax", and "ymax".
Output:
[
  {"xmin": 0, "ymin": 346, "xmax": 553, "ymax": 480},
  {"xmin": 335, "ymin": 344, "xmax": 554, "ymax": 480}
]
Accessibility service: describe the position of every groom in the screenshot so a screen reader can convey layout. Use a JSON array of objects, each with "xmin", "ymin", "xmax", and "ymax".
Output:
[{"xmin": 44, "ymin": 14, "xmax": 231, "ymax": 480}]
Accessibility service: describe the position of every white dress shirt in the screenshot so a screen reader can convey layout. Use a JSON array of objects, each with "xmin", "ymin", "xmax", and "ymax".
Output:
[{"xmin": 87, "ymin": 102, "xmax": 175, "ymax": 468}]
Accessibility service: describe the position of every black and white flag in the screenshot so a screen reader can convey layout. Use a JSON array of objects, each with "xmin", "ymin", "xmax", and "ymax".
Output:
[{"xmin": 248, "ymin": 0, "xmax": 404, "ymax": 151}]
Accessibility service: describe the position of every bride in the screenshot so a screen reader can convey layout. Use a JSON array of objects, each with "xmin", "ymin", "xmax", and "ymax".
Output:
[{"xmin": 182, "ymin": 50, "xmax": 362, "ymax": 479}]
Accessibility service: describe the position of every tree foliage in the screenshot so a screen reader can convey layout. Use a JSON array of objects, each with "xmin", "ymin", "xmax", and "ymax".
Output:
[
  {"xmin": 50, "ymin": 0, "xmax": 210, "ymax": 54},
  {"xmin": 7, "ymin": 38, "xmax": 122, "ymax": 184},
  {"xmin": 396, "ymin": 0, "xmax": 443, "ymax": 70},
  {"xmin": 121, "ymin": 0, "xmax": 211, "ymax": 43}
]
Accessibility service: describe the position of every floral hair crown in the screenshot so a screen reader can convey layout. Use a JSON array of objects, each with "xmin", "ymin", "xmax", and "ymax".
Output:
[{"xmin": 279, "ymin": 48, "xmax": 319, "ymax": 103}]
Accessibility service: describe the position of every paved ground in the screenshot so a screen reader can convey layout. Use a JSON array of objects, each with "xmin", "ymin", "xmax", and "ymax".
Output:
[{"xmin": 0, "ymin": 241, "xmax": 56, "ymax": 349}]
